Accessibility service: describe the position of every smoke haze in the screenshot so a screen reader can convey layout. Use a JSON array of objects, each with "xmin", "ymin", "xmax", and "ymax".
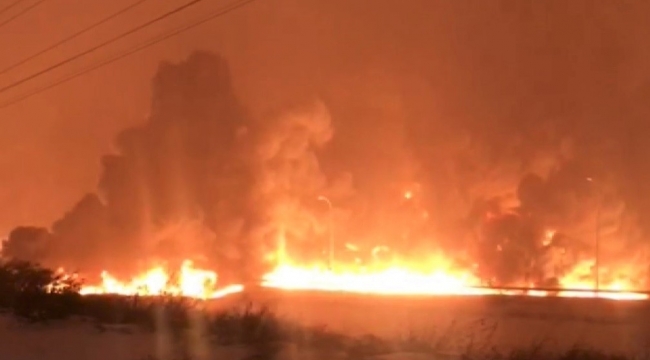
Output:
[{"xmin": 2, "ymin": 1, "xmax": 650, "ymax": 286}]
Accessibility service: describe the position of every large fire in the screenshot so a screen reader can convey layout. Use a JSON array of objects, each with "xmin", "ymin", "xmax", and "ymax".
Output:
[
  {"xmin": 78, "ymin": 253, "xmax": 648, "ymax": 301},
  {"xmin": 79, "ymin": 260, "xmax": 243, "ymax": 299},
  {"xmin": 76, "ymin": 189, "xmax": 649, "ymax": 301},
  {"xmin": 259, "ymin": 255, "xmax": 648, "ymax": 300}
]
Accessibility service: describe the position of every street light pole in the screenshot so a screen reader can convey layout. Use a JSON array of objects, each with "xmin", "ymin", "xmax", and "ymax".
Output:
[
  {"xmin": 595, "ymin": 195, "xmax": 601, "ymax": 294},
  {"xmin": 587, "ymin": 177, "xmax": 601, "ymax": 295},
  {"xmin": 318, "ymin": 196, "xmax": 334, "ymax": 271}
]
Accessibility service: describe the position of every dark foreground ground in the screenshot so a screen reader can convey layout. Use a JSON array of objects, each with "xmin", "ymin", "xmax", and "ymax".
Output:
[
  {"xmin": 212, "ymin": 288, "xmax": 650, "ymax": 354},
  {"xmin": 2, "ymin": 289, "xmax": 650, "ymax": 360}
]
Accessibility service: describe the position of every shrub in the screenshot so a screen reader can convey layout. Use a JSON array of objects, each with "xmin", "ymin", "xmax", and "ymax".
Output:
[{"xmin": 0, "ymin": 259, "xmax": 82, "ymax": 321}]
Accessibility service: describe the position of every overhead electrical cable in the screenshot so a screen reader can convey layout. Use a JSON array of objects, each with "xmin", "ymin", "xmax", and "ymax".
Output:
[
  {"xmin": 0, "ymin": 0, "xmax": 45, "ymax": 30},
  {"xmin": 0, "ymin": 0, "xmax": 26, "ymax": 17},
  {"xmin": 0, "ymin": 0, "xmax": 204, "ymax": 95},
  {"xmin": 0, "ymin": 0, "xmax": 147, "ymax": 77},
  {"xmin": 0, "ymin": 0, "xmax": 259, "ymax": 110}
]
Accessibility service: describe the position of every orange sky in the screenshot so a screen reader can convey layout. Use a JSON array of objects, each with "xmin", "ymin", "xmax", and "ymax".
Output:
[{"xmin": 0, "ymin": 0, "xmax": 649, "ymax": 236}]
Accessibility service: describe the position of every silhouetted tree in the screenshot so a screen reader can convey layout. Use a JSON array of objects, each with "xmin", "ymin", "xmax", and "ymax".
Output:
[{"xmin": 0, "ymin": 260, "xmax": 82, "ymax": 321}]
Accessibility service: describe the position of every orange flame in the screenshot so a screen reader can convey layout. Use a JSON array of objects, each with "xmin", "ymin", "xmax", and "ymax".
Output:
[
  {"xmin": 80, "ymin": 260, "xmax": 243, "ymax": 299},
  {"xmin": 79, "ymin": 257, "xmax": 648, "ymax": 301},
  {"xmin": 260, "ymin": 259, "xmax": 648, "ymax": 300},
  {"xmin": 257, "ymin": 231, "xmax": 649, "ymax": 301},
  {"xmin": 78, "ymin": 242, "xmax": 648, "ymax": 301}
]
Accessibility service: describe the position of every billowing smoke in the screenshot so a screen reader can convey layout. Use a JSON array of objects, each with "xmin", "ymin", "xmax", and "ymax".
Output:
[
  {"xmin": 401, "ymin": 113, "xmax": 647, "ymax": 287},
  {"xmin": 2, "ymin": 43, "xmax": 649, "ymax": 289},
  {"xmin": 400, "ymin": 108, "xmax": 647, "ymax": 287},
  {"xmin": 2, "ymin": 52, "xmax": 258, "ymax": 282},
  {"xmin": 468, "ymin": 160, "xmax": 646, "ymax": 288},
  {"xmin": 0, "ymin": 51, "xmax": 350, "ymax": 284},
  {"xmin": 251, "ymin": 101, "xmax": 338, "ymax": 264}
]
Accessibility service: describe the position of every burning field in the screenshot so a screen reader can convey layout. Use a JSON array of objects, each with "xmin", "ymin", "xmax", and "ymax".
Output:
[
  {"xmin": 74, "ymin": 255, "xmax": 648, "ymax": 301},
  {"xmin": 2, "ymin": 51, "xmax": 650, "ymax": 304}
]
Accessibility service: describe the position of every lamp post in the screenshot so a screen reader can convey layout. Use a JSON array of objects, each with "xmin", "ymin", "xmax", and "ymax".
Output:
[
  {"xmin": 586, "ymin": 177, "xmax": 601, "ymax": 294},
  {"xmin": 318, "ymin": 196, "xmax": 334, "ymax": 271}
]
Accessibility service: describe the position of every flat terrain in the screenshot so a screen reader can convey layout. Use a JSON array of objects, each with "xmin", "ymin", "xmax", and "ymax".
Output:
[
  {"xmin": 2, "ymin": 291, "xmax": 650, "ymax": 359},
  {"xmin": 221, "ymin": 289, "xmax": 650, "ymax": 353},
  {"xmin": 0, "ymin": 315, "xmax": 260, "ymax": 360}
]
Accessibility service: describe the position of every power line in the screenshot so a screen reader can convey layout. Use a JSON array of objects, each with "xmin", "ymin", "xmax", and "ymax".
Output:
[
  {"xmin": 0, "ymin": 0, "xmax": 258, "ymax": 110},
  {"xmin": 0, "ymin": 0, "xmax": 26, "ymax": 17},
  {"xmin": 0, "ymin": 0, "xmax": 45, "ymax": 30},
  {"xmin": 0, "ymin": 0, "xmax": 147, "ymax": 77},
  {"xmin": 0, "ymin": 0, "xmax": 203, "ymax": 95}
]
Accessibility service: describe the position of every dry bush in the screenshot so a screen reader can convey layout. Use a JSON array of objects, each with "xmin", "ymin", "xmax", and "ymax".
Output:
[{"xmin": 0, "ymin": 259, "xmax": 82, "ymax": 321}]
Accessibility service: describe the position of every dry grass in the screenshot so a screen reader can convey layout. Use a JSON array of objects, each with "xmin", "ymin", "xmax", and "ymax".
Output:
[
  {"xmin": 3, "ymin": 293, "xmax": 648, "ymax": 360},
  {"xmin": 0, "ymin": 262, "xmax": 646, "ymax": 360}
]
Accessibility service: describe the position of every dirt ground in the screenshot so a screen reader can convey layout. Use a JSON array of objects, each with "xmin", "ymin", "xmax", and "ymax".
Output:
[
  {"xmin": 1, "ymin": 291, "xmax": 649, "ymax": 359},
  {"xmin": 0, "ymin": 315, "xmax": 254, "ymax": 360},
  {"xmin": 234, "ymin": 289, "xmax": 650, "ymax": 354}
]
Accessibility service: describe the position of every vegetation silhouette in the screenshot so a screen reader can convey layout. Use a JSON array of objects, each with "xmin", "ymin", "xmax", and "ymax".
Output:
[{"xmin": 0, "ymin": 261, "xmax": 643, "ymax": 360}]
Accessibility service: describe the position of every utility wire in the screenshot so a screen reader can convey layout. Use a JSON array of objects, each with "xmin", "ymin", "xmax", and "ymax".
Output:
[
  {"xmin": 0, "ymin": 0, "xmax": 26, "ymax": 17},
  {"xmin": 0, "ymin": 0, "xmax": 203, "ymax": 95},
  {"xmin": 0, "ymin": 0, "xmax": 45, "ymax": 30},
  {"xmin": 0, "ymin": 0, "xmax": 147, "ymax": 77},
  {"xmin": 0, "ymin": 0, "xmax": 258, "ymax": 110}
]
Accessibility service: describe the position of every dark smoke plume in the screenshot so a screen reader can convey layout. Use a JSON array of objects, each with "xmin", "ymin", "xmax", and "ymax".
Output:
[
  {"xmin": 1, "ymin": 51, "xmax": 345, "ymax": 284},
  {"xmin": 2, "ymin": 33, "xmax": 650, "ymax": 289},
  {"xmin": 2, "ymin": 52, "xmax": 260, "ymax": 282}
]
